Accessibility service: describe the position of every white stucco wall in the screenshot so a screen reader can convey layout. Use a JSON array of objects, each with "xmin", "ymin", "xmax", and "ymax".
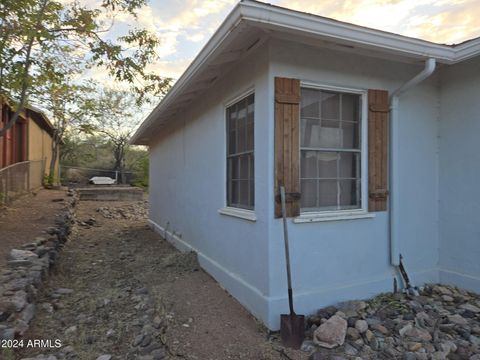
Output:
[
  {"xmin": 266, "ymin": 40, "xmax": 440, "ymax": 328},
  {"xmin": 438, "ymin": 57, "xmax": 480, "ymax": 293},
  {"xmin": 148, "ymin": 46, "xmax": 272, "ymax": 322},
  {"xmin": 149, "ymin": 39, "xmax": 444, "ymax": 330}
]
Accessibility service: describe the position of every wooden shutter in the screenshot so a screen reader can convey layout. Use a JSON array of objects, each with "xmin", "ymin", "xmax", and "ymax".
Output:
[
  {"xmin": 368, "ymin": 89, "xmax": 389, "ymax": 212},
  {"xmin": 274, "ymin": 77, "xmax": 300, "ymax": 218}
]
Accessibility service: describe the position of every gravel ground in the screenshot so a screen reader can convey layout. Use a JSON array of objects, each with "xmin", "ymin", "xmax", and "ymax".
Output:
[
  {"xmin": 15, "ymin": 200, "xmax": 305, "ymax": 360},
  {"xmin": 7, "ymin": 198, "xmax": 480, "ymax": 360},
  {"xmin": 0, "ymin": 189, "xmax": 67, "ymax": 268}
]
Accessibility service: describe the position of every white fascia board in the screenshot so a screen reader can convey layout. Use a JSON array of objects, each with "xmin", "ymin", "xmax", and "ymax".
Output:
[{"xmin": 240, "ymin": 0, "xmax": 479, "ymax": 64}]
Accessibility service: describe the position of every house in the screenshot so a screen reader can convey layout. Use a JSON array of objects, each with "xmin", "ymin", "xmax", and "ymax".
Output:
[
  {"xmin": 131, "ymin": 1, "xmax": 480, "ymax": 330},
  {"xmin": 0, "ymin": 97, "xmax": 59, "ymax": 178}
]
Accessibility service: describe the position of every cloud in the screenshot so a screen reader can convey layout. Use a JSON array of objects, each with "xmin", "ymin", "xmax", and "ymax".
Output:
[{"xmin": 273, "ymin": 0, "xmax": 480, "ymax": 44}]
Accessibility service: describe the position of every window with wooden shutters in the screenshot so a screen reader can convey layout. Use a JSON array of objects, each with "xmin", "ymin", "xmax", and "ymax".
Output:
[{"xmin": 275, "ymin": 79, "xmax": 388, "ymax": 218}]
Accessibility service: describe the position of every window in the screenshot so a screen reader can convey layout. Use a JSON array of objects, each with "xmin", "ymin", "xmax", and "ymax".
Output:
[
  {"xmin": 299, "ymin": 87, "xmax": 363, "ymax": 212},
  {"xmin": 226, "ymin": 93, "xmax": 254, "ymax": 209}
]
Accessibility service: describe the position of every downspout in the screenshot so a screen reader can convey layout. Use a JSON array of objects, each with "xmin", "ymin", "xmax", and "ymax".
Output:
[{"xmin": 389, "ymin": 58, "xmax": 436, "ymax": 272}]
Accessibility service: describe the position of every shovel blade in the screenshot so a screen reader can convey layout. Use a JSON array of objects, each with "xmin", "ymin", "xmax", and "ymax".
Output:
[{"xmin": 280, "ymin": 314, "xmax": 305, "ymax": 349}]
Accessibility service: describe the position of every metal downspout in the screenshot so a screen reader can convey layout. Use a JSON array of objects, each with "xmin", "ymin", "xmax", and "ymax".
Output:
[{"xmin": 389, "ymin": 58, "xmax": 436, "ymax": 270}]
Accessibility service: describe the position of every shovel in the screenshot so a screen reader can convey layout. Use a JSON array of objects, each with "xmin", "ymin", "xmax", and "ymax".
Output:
[{"xmin": 279, "ymin": 184, "xmax": 305, "ymax": 349}]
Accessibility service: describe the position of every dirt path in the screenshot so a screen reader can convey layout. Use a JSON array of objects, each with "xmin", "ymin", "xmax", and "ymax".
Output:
[
  {"xmin": 17, "ymin": 200, "xmax": 306, "ymax": 360},
  {"xmin": 0, "ymin": 189, "xmax": 67, "ymax": 267}
]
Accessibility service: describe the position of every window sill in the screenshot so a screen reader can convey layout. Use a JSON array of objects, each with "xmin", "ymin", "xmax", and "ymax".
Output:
[
  {"xmin": 293, "ymin": 210, "xmax": 375, "ymax": 223},
  {"xmin": 218, "ymin": 207, "xmax": 257, "ymax": 222}
]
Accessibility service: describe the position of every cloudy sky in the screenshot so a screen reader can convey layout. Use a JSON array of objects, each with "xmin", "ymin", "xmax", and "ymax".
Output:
[{"xmin": 102, "ymin": 0, "xmax": 480, "ymax": 81}]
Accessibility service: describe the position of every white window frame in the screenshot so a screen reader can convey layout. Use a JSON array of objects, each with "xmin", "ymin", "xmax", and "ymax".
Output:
[
  {"xmin": 218, "ymin": 88, "xmax": 257, "ymax": 222},
  {"xmin": 294, "ymin": 82, "xmax": 373, "ymax": 223}
]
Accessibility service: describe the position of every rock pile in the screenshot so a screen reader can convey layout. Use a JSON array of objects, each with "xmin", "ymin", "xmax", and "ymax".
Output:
[
  {"xmin": 96, "ymin": 201, "xmax": 148, "ymax": 221},
  {"xmin": 305, "ymin": 285, "xmax": 480, "ymax": 359},
  {"xmin": 0, "ymin": 192, "xmax": 77, "ymax": 341}
]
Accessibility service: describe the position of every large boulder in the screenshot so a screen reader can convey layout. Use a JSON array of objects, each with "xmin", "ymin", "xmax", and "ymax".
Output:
[{"xmin": 313, "ymin": 315, "xmax": 347, "ymax": 348}]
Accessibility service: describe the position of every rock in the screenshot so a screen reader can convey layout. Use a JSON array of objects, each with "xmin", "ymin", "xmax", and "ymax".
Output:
[
  {"xmin": 399, "ymin": 324, "xmax": 432, "ymax": 341},
  {"xmin": 365, "ymin": 329, "xmax": 375, "ymax": 342},
  {"xmin": 404, "ymin": 352, "xmax": 417, "ymax": 360},
  {"xmin": 470, "ymin": 335, "xmax": 480, "ymax": 346},
  {"xmin": 150, "ymin": 348, "xmax": 166, "ymax": 360},
  {"xmin": 355, "ymin": 319, "xmax": 368, "ymax": 333},
  {"xmin": 434, "ymin": 285, "xmax": 453, "ymax": 296},
  {"xmin": 346, "ymin": 327, "xmax": 360, "ymax": 340},
  {"xmin": 449, "ymin": 314, "xmax": 468, "ymax": 326},
  {"xmin": 96, "ymin": 356, "xmax": 112, "ymax": 360},
  {"xmin": 409, "ymin": 342, "xmax": 422, "ymax": 351},
  {"xmin": 0, "ymin": 327, "xmax": 15, "ymax": 340},
  {"xmin": 442, "ymin": 295, "xmax": 454, "ymax": 302},
  {"xmin": 344, "ymin": 343, "xmax": 358, "ymax": 355},
  {"xmin": 300, "ymin": 339, "xmax": 316, "ymax": 352},
  {"xmin": 65, "ymin": 325, "xmax": 77, "ymax": 335},
  {"xmin": 313, "ymin": 315, "xmax": 347, "ymax": 348},
  {"xmin": 460, "ymin": 303, "xmax": 480, "ymax": 313},
  {"xmin": 55, "ymin": 288, "xmax": 74, "ymax": 295},
  {"xmin": 9, "ymin": 249, "xmax": 38, "ymax": 261},
  {"xmin": 371, "ymin": 323, "xmax": 389, "ymax": 335},
  {"xmin": 431, "ymin": 351, "xmax": 448, "ymax": 360},
  {"xmin": 440, "ymin": 340, "xmax": 457, "ymax": 354},
  {"xmin": 21, "ymin": 303, "xmax": 36, "ymax": 324},
  {"xmin": 152, "ymin": 316, "xmax": 162, "ymax": 329},
  {"xmin": 133, "ymin": 334, "xmax": 145, "ymax": 346}
]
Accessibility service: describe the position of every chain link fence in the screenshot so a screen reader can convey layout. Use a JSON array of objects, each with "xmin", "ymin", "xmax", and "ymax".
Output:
[{"xmin": 0, "ymin": 160, "xmax": 45, "ymax": 205}]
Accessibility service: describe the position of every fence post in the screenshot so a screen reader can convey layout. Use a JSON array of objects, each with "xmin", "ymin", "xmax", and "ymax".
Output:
[{"xmin": 5, "ymin": 166, "xmax": 9, "ymax": 204}]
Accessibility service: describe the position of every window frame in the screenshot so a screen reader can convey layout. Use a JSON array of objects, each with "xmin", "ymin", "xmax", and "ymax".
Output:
[
  {"xmin": 221, "ymin": 88, "xmax": 256, "ymax": 215},
  {"xmin": 297, "ymin": 82, "xmax": 369, "ymax": 219}
]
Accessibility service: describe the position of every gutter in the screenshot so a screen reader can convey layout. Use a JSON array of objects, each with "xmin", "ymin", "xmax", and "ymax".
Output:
[{"xmin": 389, "ymin": 58, "xmax": 436, "ymax": 277}]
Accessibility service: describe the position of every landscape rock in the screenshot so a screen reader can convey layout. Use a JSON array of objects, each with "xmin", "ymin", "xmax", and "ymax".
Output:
[{"xmin": 313, "ymin": 315, "xmax": 347, "ymax": 348}]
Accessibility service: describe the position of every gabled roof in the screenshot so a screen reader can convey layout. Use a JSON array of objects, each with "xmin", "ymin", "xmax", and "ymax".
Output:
[
  {"xmin": 1, "ymin": 96, "xmax": 56, "ymax": 138},
  {"xmin": 131, "ymin": 0, "xmax": 480, "ymax": 145}
]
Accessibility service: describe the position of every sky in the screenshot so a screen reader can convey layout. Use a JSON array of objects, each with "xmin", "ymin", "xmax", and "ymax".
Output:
[{"xmin": 105, "ymin": 0, "xmax": 480, "ymax": 82}]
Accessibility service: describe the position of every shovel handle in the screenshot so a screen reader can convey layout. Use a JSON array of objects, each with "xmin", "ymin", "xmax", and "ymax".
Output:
[{"xmin": 280, "ymin": 184, "xmax": 295, "ymax": 315}]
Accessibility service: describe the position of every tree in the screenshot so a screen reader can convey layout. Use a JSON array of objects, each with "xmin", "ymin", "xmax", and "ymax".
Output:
[
  {"xmin": 85, "ymin": 88, "xmax": 144, "ymax": 184},
  {"xmin": 0, "ymin": 0, "xmax": 171, "ymax": 138}
]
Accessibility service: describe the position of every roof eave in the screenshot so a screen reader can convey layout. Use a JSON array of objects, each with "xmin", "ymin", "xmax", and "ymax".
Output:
[{"xmin": 131, "ymin": 0, "xmax": 480, "ymax": 145}]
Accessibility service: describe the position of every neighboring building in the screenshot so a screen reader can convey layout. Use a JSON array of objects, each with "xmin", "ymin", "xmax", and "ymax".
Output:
[
  {"xmin": 0, "ymin": 96, "xmax": 59, "ymax": 177},
  {"xmin": 131, "ymin": 1, "xmax": 480, "ymax": 329}
]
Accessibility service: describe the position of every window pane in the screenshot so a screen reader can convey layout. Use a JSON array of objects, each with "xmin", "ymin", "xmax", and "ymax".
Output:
[
  {"xmin": 300, "ymin": 88, "xmax": 320, "ymax": 118},
  {"xmin": 301, "ymin": 150, "xmax": 318, "ymax": 179},
  {"xmin": 230, "ymin": 156, "xmax": 239, "ymax": 180},
  {"xmin": 231, "ymin": 180, "xmax": 239, "ymax": 205},
  {"xmin": 339, "ymin": 179, "xmax": 360, "ymax": 208},
  {"xmin": 301, "ymin": 119, "xmax": 343, "ymax": 149},
  {"xmin": 318, "ymin": 180, "xmax": 337, "ymax": 209},
  {"xmin": 339, "ymin": 152, "xmax": 360, "ymax": 178},
  {"xmin": 342, "ymin": 94, "xmax": 359, "ymax": 122},
  {"xmin": 342, "ymin": 121, "xmax": 359, "ymax": 149},
  {"xmin": 318, "ymin": 152, "xmax": 338, "ymax": 178},
  {"xmin": 321, "ymin": 92, "xmax": 339, "ymax": 120},
  {"xmin": 249, "ymin": 179, "xmax": 254, "ymax": 207},
  {"xmin": 301, "ymin": 179, "xmax": 317, "ymax": 209},
  {"xmin": 239, "ymin": 154, "xmax": 249, "ymax": 180},
  {"xmin": 228, "ymin": 109, "xmax": 237, "ymax": 155},
  {"xmin": 239, "ymin": 180, "xmax": 249, "ymax": 207}
]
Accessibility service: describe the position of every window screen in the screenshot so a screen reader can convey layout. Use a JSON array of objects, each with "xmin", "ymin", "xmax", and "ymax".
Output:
[
  {"xmin": 300, "ymin": 88, "xmax": 361, "ymax": 211},
  {"xmin": 226, "ymin": 93, "xmax": 254, "ymax": 209}
]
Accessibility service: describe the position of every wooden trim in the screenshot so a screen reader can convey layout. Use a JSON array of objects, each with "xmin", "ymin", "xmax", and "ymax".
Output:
[
  {"xmin": 368, "ymin": 89, "xmax": 389, "ymax": 212},
  {"xmin": 274, "ymin": 77, "xmax": 301, "ymax": 217}
]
